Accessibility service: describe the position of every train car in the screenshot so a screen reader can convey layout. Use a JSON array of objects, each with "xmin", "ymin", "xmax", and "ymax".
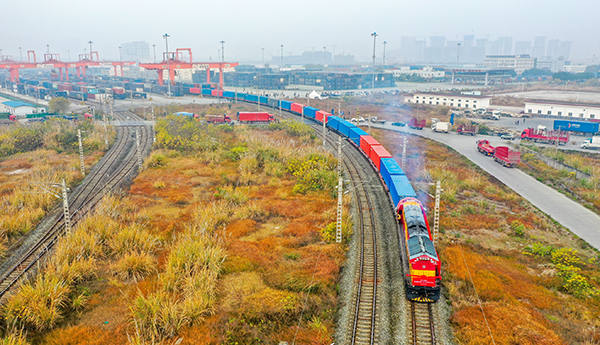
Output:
[
  {"xmin": 290, "ymin": 103, "xmax": 303, "ymax": 115},
  {"xmin": 267, "ymin": 98, "xmax": 280, "ymax": 108},
  {"xmin": 303, "ymin": 106, "xmax": 318, "ymax": 119},
  {"xmin": 280, "ymin": 100, "xmax": 292, "ymax": 111},
  {"xmin": 348, "ymin": 126, "xmax": 368, "ymax": 146},
  {"xmin": 397, "ymin": 197, "xmax": 441, "ymax": 302},
  {"xmin": 327, "ymin": 116, "xmax": 342, "ymax": 131},
  {"xmin": 223, "ymin": 90, "xmax": 235, "ymax": 98},
  {"xmin": 259, "ymin": 96, "xmax": 269, "ymax": 105},
  {"xmin": 67, "ymin": 91, "xmax": 88, "ymax": 101}
]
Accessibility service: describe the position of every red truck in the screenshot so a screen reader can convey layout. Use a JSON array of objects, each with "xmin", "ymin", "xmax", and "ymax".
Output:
[
  {"xmin": 237, "ymin": 112, "xmax": 274, "ymax": 123},
  {"xmin": 457, "ymin": 123, "xmax": 479, "ymax": 136},
  {"xmin": 476, "ymin": 140, "xmax": 495, "ymax": 156},
  {"xmin": 205, "ymin": 114, "xmax": 232, "ymax": 123},
  {"xmin": 409, "ymin": 118, "xmax": 426, "ymax": 130},
  {"xmin": 521, "ymin": 128, "xmax": 569, "ymax": 145},
  {"xmin": 494, "ymin": 146, "xmax": 521, "ymax": 167}
]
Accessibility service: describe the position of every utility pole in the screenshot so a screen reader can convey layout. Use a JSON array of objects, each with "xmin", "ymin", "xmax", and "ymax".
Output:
[
  {"xmin": 432, "ymin": 181, "xmax": 442, "ymax": 245},
  {"xmin": 136, "ymin": 130, "xmax": 142, "ymax": 172},
  {"xmin": 61, "ymin": 179, "xmax": 72, "ymax": 235},
  {"xmin": 383, "ymin": 41, "xmax": 387, "ymax": 67},
  {"xmin": 163, "ymin": 33, "xmax": 171, "ymax": 97},
  {"xmin": 336, "ymin": 136, "xmax": 343, "ymax": 243},
  {"xmin": 262, "ymin": 48, "xmax": 265, "ymax": 67},
  {"xmin": 77, "ymin": 129, "xmax": 85, "ymax": 176},
  {"xmin": 371, "ymin": 32, "xmax": 378, "ymax": 90},
  {"xmin": 280, "ymin": 44, "xmax": 284, "ymax": 67},
  {"xmin": 322, "ymin": 114, "xmax": 327, "ymax": 148},
  {"xmin": 402, "ymin": 136, "xmax": 407, "ymax": 171},
  {"xmin": 153, "ymin": 44, "xmax": 156, "ymax": 63},
  {"xmin": 457, "ymin": 43, "xmax": 461, "ymax": 66}
]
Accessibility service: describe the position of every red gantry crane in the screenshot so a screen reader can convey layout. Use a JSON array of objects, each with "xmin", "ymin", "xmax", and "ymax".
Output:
[
  {"xmin": 1, "ymin": 50, "xmax": 135, "ymax": 83},
  {"xmin": 139, "ymin": 48, "xmax": 238, "ymax": 89}
]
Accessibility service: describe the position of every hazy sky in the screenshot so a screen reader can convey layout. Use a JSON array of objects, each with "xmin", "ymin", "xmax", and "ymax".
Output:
[{"xmin": 3, "ymin": 0, "xmax": 599, "ymax": 63}]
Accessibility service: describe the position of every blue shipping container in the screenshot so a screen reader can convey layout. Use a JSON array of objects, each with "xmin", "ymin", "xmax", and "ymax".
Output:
[
  {"xmin": 554, "ymin": 120, "xmax": 599, "ymax": 134},
  {"xmin": 380, "ymin": 158, "xmax": 405, "ymax": 188},
  {"xmin": 223, "ymin": 91, "xmax": 235, "ymax": 98},
  {"xmin": 327, "ymin": 116, "xmax": 342, "ymax": 131},
  {"xmin": 389, "ymin": 175, "xmax": 416, "ymax": 208},
  {"xmin": 338, "ymin": 120, "xmax": 357, "ymax": 138},
  {"xmin": 201, "ymin": 89, "xmax": 211, "ymax": 95},
  {"xmin": 348, "ymin": 127, "xmax": 368, "ymax": 145},
  {"xmin": 281, "ymin": 100, "xmax": 292, "ymax": 110},
  {"xmin": 246, "ymin": 94, "xmax": 258, "ymax": 103},
  {"xmin": 303, "ymin": 106, "xmax": 318, "ymax": 118}
]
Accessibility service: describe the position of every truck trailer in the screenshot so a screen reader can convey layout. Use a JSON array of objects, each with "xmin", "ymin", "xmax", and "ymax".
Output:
[
  {"xmin": 476, "ymin": 140, "xmax": 495, "ymax": 156},
  {"xmin": 457, "ymin": 123, "xmax": 479, "ymax": 136},
  {"xmin": 409, "ymin": 118, "xmax": 426, "ymax": 130},
  {"xmin": 494, "ymin": 146, "xmax": 521, "ymax": 168},
  {"xmin": 521, "ymin": 127, "xmax": 569, "ymax": 145},
  {"xmin": 432, "ymin": 121, "xmax": 451, "ymax": 133},
  {"xmin": 554, "ymin": 120, "xmax": 600, "ymax": 135},
  {"xmin": 237, "ymin": 112, "xmax": 275, "ymax": 123},
  {"xmin": 581, "ymin": 136, "xmax": 600, "ymax": 150},
  {"xmin": 205, "ymin": 114, "xmax": 232, "ymax": 123}
]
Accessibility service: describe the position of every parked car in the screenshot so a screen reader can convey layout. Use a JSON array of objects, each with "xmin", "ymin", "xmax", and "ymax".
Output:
[
  {"xmin": 391, "ymin": 121, "xmax": 406, "ymax": 127},
  {"xmin": 500, "ymin": 133, "xmax": 515, "ymax": 140}
]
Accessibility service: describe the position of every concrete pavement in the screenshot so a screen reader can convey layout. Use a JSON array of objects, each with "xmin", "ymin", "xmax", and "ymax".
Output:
[{"xmin": 369, "ymin": 122, "xmax": 600, "ymax": 250}]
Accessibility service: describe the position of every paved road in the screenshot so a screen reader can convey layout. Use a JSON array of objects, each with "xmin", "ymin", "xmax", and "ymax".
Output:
[{"xmin": 368, "ymin": 122, "xmax": 600, "ymax": 250}]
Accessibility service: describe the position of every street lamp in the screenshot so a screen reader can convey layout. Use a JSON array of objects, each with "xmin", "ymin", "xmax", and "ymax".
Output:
[
  {"xmin": 280, "ymin": 44, "xmax": 284, "ymax": 68},
  {"xmin": 383, "ymin": 41, "xmax": 387, "ymax": 67},
  {"xmin": 46, "ymin": 44, "xmax": 49, "ymax": 54},
  {"xmin": 19, "ymin": 47, "xmax": 22, "ymax": 61},
  {"xmin": 119, "ymin": 46, "xmax": 122, "ymax": 61},
  {"xmin": 262, "ymin": 48, "xmax": 265, "ymax": 66},
  {"xmin": 89, "ymin": 41, "xmax": 95, "ymax": 84},
  {"xmin": 163, "ymin": 33, "xmax": 171, "ymax": 97},
  {"xmin": 220, "ymin": 40, "xmax": 225, "ymax": 62},
  {"xmin": 371, "ymin": 32, "xmax": 378, "ymax": 90},
  {"xmin": 153, "ymin": 44, "xmax": 156, "ymax": 63},
  {"xmin": 457, "ymin": 43, "xmax": 461, "ymax": 66}
]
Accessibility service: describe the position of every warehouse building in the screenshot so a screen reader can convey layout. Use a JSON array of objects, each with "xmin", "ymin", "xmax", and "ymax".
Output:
[
  {"xmin": 386, "ymin": 66, "xmax": 445, "ymax": 79},
  {"xmin": 484, "ymin": 54, "xmax": 536, "ymax": 75},
  {"xmin": 405, "ymin": 92, "xmax": 491, "ymax": 109},
  {"xmin": 525, "ymin": 100, "xmax": 600, "ymax": 119},
  {"xmin": 1, "ymin": 101, "xmax": 45, "ymax": 116}
]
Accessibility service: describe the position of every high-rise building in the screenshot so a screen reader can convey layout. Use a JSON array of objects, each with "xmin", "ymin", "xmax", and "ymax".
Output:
[
  {"xmin": 400, "ymin": 36, "xmax": 417, "ymax": 62},
  {"xmin": 558, "ymin": 41, "xmax": 572, "ymax": 59},
  {"xmin": 546, "ymin": 39, "xmax": 561, "ymax": 59},
  {"xmin": 532, "ymin": 36, "xmax": 546, "ymax": 58},
  {"xmin": 120, "ymin": 41, "xmax": 150, "ymax": 62},
  {"xmin": 499, "ymin": 36, "xmax": 513, "ymax": 55},
  {"xmin": 489, "ymin": 40, "xmax": 503, "ymax": 55},
  {"xmin": 415, "ymin": 40, "xmax": 426, "ymax": 62},
  {"xmin": 515, "ymin": 41, "xmax": 532, "ymax": 55}
]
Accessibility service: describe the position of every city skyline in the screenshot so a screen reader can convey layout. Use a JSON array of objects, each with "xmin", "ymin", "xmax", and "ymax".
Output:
[{"xmin": 1, "ymin": 0, "xmax": 598, "ymax": 64}]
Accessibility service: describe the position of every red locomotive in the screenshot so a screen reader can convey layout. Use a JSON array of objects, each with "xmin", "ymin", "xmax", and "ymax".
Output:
[{"xmin": 397, "ymin": 197, "xmax": 441, "ymax": 302}]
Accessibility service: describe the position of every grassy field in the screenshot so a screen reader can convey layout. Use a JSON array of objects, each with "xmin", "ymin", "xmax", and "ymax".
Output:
[
  {"xmin": 370, "ymin": 128, "xmax": 600, "ymax": 345},
  {"xmin": 0, "ymin": 108, "xmax": 349, "ymax": 344},
  {"xmin": 518, "ymin": 145, "xmax": 600, "ymax": 214},
  {"xmin": 0, "ymin": 118, "xmax": 111, "ymax": 260}
]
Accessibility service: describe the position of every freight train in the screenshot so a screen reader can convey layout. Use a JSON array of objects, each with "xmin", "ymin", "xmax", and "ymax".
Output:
[{"xmin": 207, "ymin": 90, "xmax": 441, "ymax": 302}]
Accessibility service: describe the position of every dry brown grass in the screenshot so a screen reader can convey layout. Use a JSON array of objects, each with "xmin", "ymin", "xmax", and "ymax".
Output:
[{"xmin": 371, "ymin": 128, "xmax": 600, "ymax": 345}]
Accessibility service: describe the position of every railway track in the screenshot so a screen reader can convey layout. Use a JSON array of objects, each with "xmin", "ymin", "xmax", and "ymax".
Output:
[
  {"xmin": 0, "ymin": 112, "xmax": 153, "ymax": 300},
  {"xmin": 411, "ymin": 301, "xmax": 436, "ymax": 345}
]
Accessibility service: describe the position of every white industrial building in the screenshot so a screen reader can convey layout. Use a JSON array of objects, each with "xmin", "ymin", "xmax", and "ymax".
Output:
[
  {"xmin": 484, "ymin": 54, "xmax": 536, "ymax": 74},
  {"xmin": 386, "ymin": 66, "xmax": 445, "ymax": 78},
  {"xmin": 405, "ymin": 92, "xmax": 491, "ymax": 109},
  {"xmin": 1, "ymin": 101, "xmax": 45, "ymax": 116},
  {"xmin": 525, "ymin": 100, "xmax": 600, "ymax": 119},
  {"xmin": 563, "ymin": 65, "xmax": 588, "ymax": 73}
]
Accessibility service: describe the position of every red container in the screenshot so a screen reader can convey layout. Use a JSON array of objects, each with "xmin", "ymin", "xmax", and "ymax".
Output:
[
  {"xmin": 190, "ymin": 87, "xmax": 201, "ymax": 94},
  {"xmin": 291, "ymin": 103, "xmax": 303, "ymax": 114},
  {"xmin": 237, "ymin": 112, "xmax": 274, "ymax": 123},
  {"xmin": 87, "ymin": 93, "xmax": 96, "ymax": 100},
  {"xmin": 316, "ymin": 110, "xmax": 329, "ymax": 123},
  {"xmin": 112, "ymin": 87, "xmax": 125, "ymax": 95},
  {"xmin": 360, "ymin": 135, "xmax": 380, "ymax": 154},
  {"xmin": 369, "ymin": 145, "xmax": 392, "ymax": 170},
  {"xmin": 210, "ymin": 89, "xmax": 223, "ymax": 97}
]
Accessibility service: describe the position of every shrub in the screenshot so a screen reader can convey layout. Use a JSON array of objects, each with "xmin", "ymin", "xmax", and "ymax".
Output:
[
  {"xmin": 129, "ymin": 291, "xmax": 186, "ymax": 342},
  {"xmin": 551, "ymin": 248, "xmax": 582, "ymax": 266},
  {"xmin": 526, "ymin": 242, "xmax": 553, "ymax": 256},
  {"xmin": 510, "ymin": 220, "xmax": 526, "ymax": 237},
  {"xmin": 4, "ymin": 274, "xmax": 71, "ymax": 331},
  {"xmin": 145, "ymin": 152, "xmax": 168, "ymax": 168},
  {"xmin": 106, "ymin": 225, "xmax": 161, "ymax": 257},
  {"xmin": 112, "ymin": 251, "xmax": 157, "ymax": 282}
]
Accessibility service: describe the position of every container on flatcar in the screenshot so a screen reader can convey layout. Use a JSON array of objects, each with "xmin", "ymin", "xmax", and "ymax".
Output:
[
  {"xmin": 303, "ymin": 106, "xmax": 318, "ymax": 118},
  {"xmin": 327, "ymin": 116, "xmax": 342, "ymax": 131},
  {"xmin": 389, "ymin": 175, "xmax": 416, "ymax": 207},
  {"xmin": 369, "ymin": 145, "xmax": 392, "ymax": 170},
  {"xmin": 280, "ymin": 100, "xmax": 292, "ymax": 110},
  {"xmin": 291, "ymin": 103, "xmax": 304, "ymax": 114},
  {"xmin": 316, "ymin": 110, "xmax": 329, "ymax": 123},
  {"xmin": 348, "ymin": 127, "xmax": 368, "ymax": 145},
  {"xmin": 380, "ymin": 158, "xmax": 404, "ymax": 189}
]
